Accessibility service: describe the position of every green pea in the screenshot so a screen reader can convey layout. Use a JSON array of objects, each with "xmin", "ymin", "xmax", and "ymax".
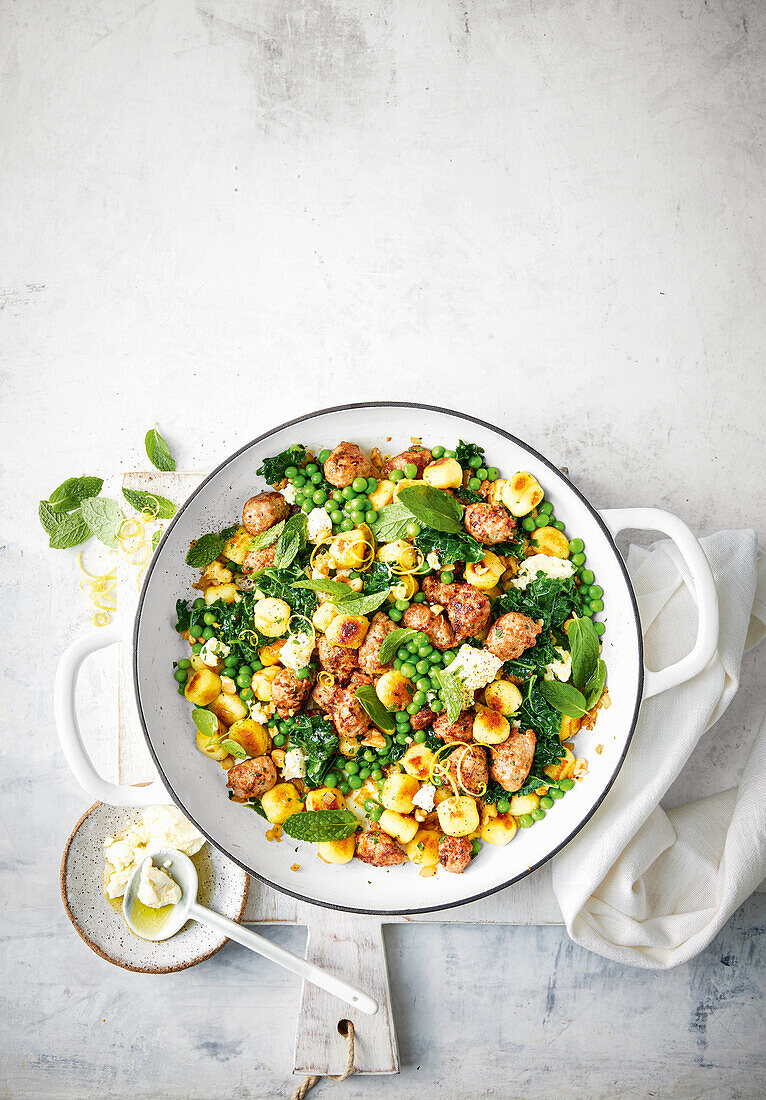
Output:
[
  {"xmin": 476, "ymin": 467, "xmax": 488, "ymax": 480},
  {"xmin": 339, "ymin": 781, "xmax": 351, "ymax": 795},
  {"xmin": 539, "ymin": 795, "xmax": 554, "ymax": 809},
  {"xmin": 468, "ymin": 456, "xmax": 482, "ymax": 469},
  {"xmin": 413, "ymin": 691, "xmax": 426, "ymax": 706},
  {"xmin": 440, "ymin": 570, "xmax": 454, "ymax": 584},
  {"xmin": 296, "ymin": 667, "xmax": 311, "ymax": 679},
  {"xmin": 371, "ymin": 768, "xmax": 383, "ymax": 780},
  {"xmin": 371, "ymin": 803, "xmax": 383, "ymax": 821},
  {"xmin": 389, "ymin": 608, "xmax": 402, "ymax": 622},
  {"xmin": 178, "ymin": 658, "xmax": 191, "ymax": 669},
  {"xmin": 203, "ymin": 611, "xmax": 216, "ymax": 626},
  {"xmin": 413, "ymin": 730, "xmax": 427, "ymax": 744},
  {"xmin": 549, "ymin": 786, "xmax": 564, "ymax": 800},
  {"xmin": 340, "ymin": 518, "xmax": 355, "ymax": 532},
  {"xmin": 431, "ymin": 445, "xmax": 445, "ymax": 459},
  {"xmin": 267, "ymin": 718, "xmax": 278, "ymax": 729},
  {"xmin": 251, "ymin": 660, "xmax": 263, "ymax": 673},
  {"xmin": 535, "ymin": 515, "xmax": 549, "ymax": 529},
  {"xmin": 324, "ymin": 772, "xmax": 339, "ymax": 788},
  {"xmin": 595, "ymin": 622, "xmax": 605, "ymax": 636},
  {"xmin": 324, "ymin": 499, "xmax": 335, "ymax": 514},
  {"xmin": 581, "ymin": 605, "xmax": 594, "ymax": 617},
  {"xmin": 174, "ymin": 669, "xmax": 187, "ymax": 683},
  {"xmin": 539, "ymin": 501, "xmax": 553, "ymax": 515},
  {"xmin": 487, "ymin": 467, "xmax": 499, "ymax": 481},
  {"xmin": 177, "ymin": 684, "xmax": 185, "ymax": 695},
  {"xmin": 367, "ymin": 509, "xmax": 378, "ymax": 523},
  {"xmin": 590, "ymin": 598, "xmax": 604, "ymax": 612},
  {"xmin": 522, "ymin": 516, "xmax": 537, "ymax": 532},
  {"xmin": 590, "ymin": 585, "xmax": 603, "ymax": 599},
  {"xmin": 418, "ymin": 643, "xmax": 433, "ymax": 657},
  {"xmin": 393, "ymin": 658, "xmax": 403, "ymax": 669},
  {"xmin": 191, "ymin": 642, "xmax": 203, "ymax": 653},
  {"xmin": 348, "ymin": 775, "xmax": 363, "ymax": 790},
  {"xmin": 318, "ymin": 449, "xmax": 331, "ymax": 463},
  {"xmin": 518, "ymin": 814, "xmax": 533, "ymax": 828},
  {"xmin": 240, "ymin": 688, "xmax": 253, "ymax": 701},
  {"xmin": 552, "ymin": 520, "xmax": 565, "ymax": 531},
  {"xmin": 416, "ymin": 677, "xmax": 430, "ymax": 691},
  {"xmin": 237, "ymin": 675, "xmax": 250, "ymax": 688},
  {"xmin": 390, "ymin": 469, "xmax": 404, "ymax": 482},
  {"xmin": 412, "ymin": 591, "xmax": 426, "ymax": 603},
  {"xmin": 364, "ymin": 798, "xmax": 377, "ymax": 813},
  {"xmin": 351, "ymin": 476, "xmax": 366, "ymax": 492},
  {"xmin": 358, "ymin": 767, "xmax": 370, "ymax": 780},
  {"xmin": 395, "ymin": 599, "xmax": 410, "ymax": 612},
  {"xmin": 531, "ymin": 808, "xmax": 545, "ymax": 821},
  {"xmin": 407, "ymin": 639, "xmax": 420, "ymax": 652},
  {"xmin": 331, "ymin": 489, "xmax": 343, "ymax": 501},
  {"xmin": 560, "ymin": 778, "xmax": 575, "ymax": 791},
  {"xmin": 395, "ymin": 731, "xmax": 409, "ymax": 744},
  {"xmin": 285, "ymin": 465, "xmax": 298, "ymax": 478},
  {"xmin": 405, "ymin": 521, "xmax": 421, "ymax": 538},
  {"xmin": 466, "ymin": 477, "xmax": 480, "ymax": 491},
  {"xmin": 193, "ymin": 597, "xmax": 205, "ymax": 610},
  {"xmin": 397, "ymin": 647, "xmax": 411, "ymax": 662},
  {"xmin": 471, "ymin": 839, "xmax": 481, "ymax": 857},
  {"xmin": 272, "ymin": 733, "xmax": 285, "ymax": 747},
  {"xmin": 224, "ymin": 654, "xmax": 238, "ymax": 668},
  {"xmin": 363, "ymin": 749, "xmax": 376, "ymax": 762},
  {"xmin": 400, "ymin": 662, "xmax": 416, "ymax": 678},
  {"xmin": 293, "ymin": 475, "xmax": 306, "ymax": 488},
  {"xmin": 428, "ymin": 651, "xmax": 443, "ymax": 666},
  {"xmin": 415, "ymin": 660, "xmax": 429, "ymax": 675},
  {"xmin": 313, "ymin": 489, "xmax": 327, "ymax": 505},
  {"xmin": 344, "ymin": 759, "xmax": 358, "ymax": 774},
  {"xmin": 496, "ymin": 799, "xmax": 510, "ymax": 814},
  {"xmin": 301, "ymin": 502, "xmax": 312, "ymax": 513},
  {"xmin": 395, "ymin": 711, "xmax": 410, "ymax": 725},
  {"xmin": 351, "ymin": 512, "xmax": 366, "ymax": 527},
  {"xmin": 404, "ymin": 463, "xmax": 418, "ymax": 478},
  {"xmin": 331, "ymin": 510, "xmax": 343, "ymax": 525},
  {"xmin": 431, "ymin": 699, "xmax": 444, "ymax": 715},
  {"xmin": 406, "ymin": 702, "xmax": 420, "ymax": 715},
  {"xmin": 579, "ymin": 585, "xmax": 591, "ymax": 600},
  {"xmin": 571, "ymin": 552, "xmax": 586, "ymax": 566},
  {"xmin": 442, "ymin": 650, "xmax": 456, "ymax": 665},
  {"xmin": 581, "ymin": 569, "xmax": 595, "ymax": 585},
  {"xmin": 568, "ymin": 537, "xmax": 583, "ymax": 554},
  {"xmin": 365, "ymin": 477, "xmax": 378, "ymax": 493}
]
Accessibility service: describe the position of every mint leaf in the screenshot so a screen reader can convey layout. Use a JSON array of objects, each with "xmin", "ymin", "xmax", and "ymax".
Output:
[
  {"xmin": 281, "ymin": 809, "xmax": 358, "ymax": 843},
  {"xmin": 48, "ymin": 508, "xmax": 91, "ymax": 549},
  {"xmin": 79, "ymin": 497, "xmax": 123, "ymax": 549},
  {"xmin": 433, "ymin": 668, "xmax": 464, "ymax": 723},
  {"xmin": 332, "ymin": 588, "xmax": 391, "ymax": 617},
  {"xmin": 248, "ymin": 521, "xmax": 285, "ymax": 553},
  {"xmin": 378, "ymin": 627, "xmax": 418, "ymax": 666},
  {"xmin": 48, "ymin": 476, "xmax": 104, "ymax": 513},
  {"xmin": 292, "ymin": 577, "xmax": 356, "ymax": 599},
  {"xmin": 538, "ymin": 680, "xmax": 588, "ymax": 718},
  {"xmin": 191, "ymin": 708, "xmax": 219, "ymax": 737},
  {"xmin": 246, "ymin": 798, "xmax": 268, "ymax": 818},
  {"xmin": 145, "ymin": 425, "xmax": 175, "ymax": 472},
  {"xmin": 567, "ymin": 616, "xmax": 600, "ymax": 690},
  {"xmin": 122, "ymin": 487, "xmax": 177, "ymax": 519},
  {"xmin": 38, "ymin": 500, "xmax": 60, "ymax": 536},
  {"xmin": 273, "ymin": 513, "xmax": 308, "ymax": 569},
  {"xmin": 186, "ymin": 525, "xmax": 239, "ymax": 568},
  {"xmin": 367, "ymin": 503, "xmax": 413, "ymax": 542},
  {"xmin": 354, "ymin": 685, "xmax": 396, "ymax": 731},
  {"xmin": 584, "ymin": 658, "xmax": 607, "ymax": 710},
  {"xmin": 220, "ymin": 738, "xmax": 248, "ymax": 759},
  {"xmin": 397, "ymin": 485, "xmax": 464, "ymax": 534},
  {"xmin": 152, "ymin": 528, "xmax": 162, "ymax": 551}
]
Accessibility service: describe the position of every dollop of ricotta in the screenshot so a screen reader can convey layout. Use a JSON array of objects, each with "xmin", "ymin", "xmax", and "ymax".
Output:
[
  {"xmin": 449, "ymin": 644, "xmax": 504, "ymax": 694},
  {"xmin": 280, "ymin": 482, "xmax": 297, "ymax": 505},
  {"xmin": 412, "ymin": 784, "xmax": 437, "ymax": 812},
  {"xmin": 103, "ymin": 806, "xmax": 205, "ymax": 901},
  {"xmin": 544, "ymin": 646, "xmax": 572, "ymax": 682},
  {"xmin": 282, "ymin": 747, "xmax": 307, "ymax": 781},
  {"xmin": 280, "ymin": 631, "xmax": 315, "ymax": 672},
  {"xmin": 199, "ymin": 636, "xmax": 230, "ymax": 667},
  {"xmin": 136, "ymin": 857, "xmax": 182, "ymax": 908},
  {"xmin": 512, "ymin": 554, "xmax": 575, "ymax": 590},
  {"xmin": 307, "ymin": 507, "xmax": 332, "ymax": 544}
]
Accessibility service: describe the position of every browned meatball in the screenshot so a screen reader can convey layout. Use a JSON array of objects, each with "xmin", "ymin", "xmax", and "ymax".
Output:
[
  {"xmin": 317, "ymin": 636, "xmax": 359, "ymax": 684},
  {"xmin": 330, "ymin": 685, "xmax": 370, "ymax": 738},
  {"xmin": 485, "ymin": 612, "xmax": 542, "ymax": 661},
  {"xmin": 489, "ymin": 728, "xmax": 536, "ymax": 792},
  {"xmin": 355, "ymin": 824, "xmax": 405, "ymax": 866},
  {"xmin": 421, "ymin": 575, "xmax": 461, "ymax": 605},
  {"xmin": 348, "ymin": 670, "xmax": 373, "ymax": 688},
  {"xmin": 242, "ymin": 491, "xmax": 290, "ymax": 537},
  {"xmin": 311, "ymin": 679, "xmax": 337, "ymax": 712},
  {"xmin": 410, "ymin": 706, "xmax": 436, "ymax": 730},
  {"xmin": 402, "ymin": 604, "xmax": 455, "ymax": 651},
  {"xmin": 447, "ymin": 743, "xmax": 488, "ymax": 796},
  {"xmin": 464, "ymin": 503, "xmax": 516, "ymax": 545},
  {"xmin": 226, "ymin": 756, "xmax": 278, "ymax": 800},
  {"xmin": 323, "ymin": 442, "xmax": 373, "ymax": 489},
  {"xmin": 383, "ymin": 446, "xmax": 432, "ymax": 478},
  {"xmin": 447, "ymin": 584, "xmax": 491, "ymax": 642},
  {"xmin": 271, "ymin": 667, "xmax": 313, "ymax": 718},
  {"xmin": 241, "ymin": 544, "xmax": 276, "ymax": 575},
  {"xmin": 438, "ymin": 835, "xmax": 472, "ymax": 874},
  {"xmin": 357, "ymin": 612, "xmax": 396, "ymax": 676},
  {"xmin": 432, "ymin": 711, "xmax": 473, "ymax": 745}
]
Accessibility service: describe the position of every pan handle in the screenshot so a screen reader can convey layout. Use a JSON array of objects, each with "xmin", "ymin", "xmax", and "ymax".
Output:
[
  {"xmin": 598, "ymin": 508, "xmax": 719, "ymax": 699},
  {"xmin": 54, "ymin": 623, "xmax": 173, "ymax": 806}
]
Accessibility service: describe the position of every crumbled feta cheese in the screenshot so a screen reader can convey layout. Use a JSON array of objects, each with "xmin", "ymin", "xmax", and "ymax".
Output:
[
  {"xmin": 248, "ymin": 700, "xmax": 275, "ymax": 723},
  {"xmin": 282, "ymin": 748, "xmax": 307, "ymax": 781},
  {"xmin": 512, "ymin": 554, "xmax": 575, "ymax": 590},
  {"xmin": 426, "ymin": 551, "xmax": 441, "ymax": 570},
  {"xmin": 137, "ymin": 857, "xmax": 182, "ymax": 908},
  {"xmin": 280, "ymin": 631, "xmax": 315, "ymax": 672},
  {"xmin": 280, "ymin": 482, "xmax": 297, "ymax": 505},
  {"xmin": 544, "ymin": 646, "xmax": 572, "ymax": 682},
  {"xmin": 307, "ymin": 507, "xmax": 332, "ymax": 544},
  {"xmin": 449, "ymin": 644, "xmax": 504, "ymax": 693},
  {"xmin": 198, "ymin": 636, "xmax": 230, "ymax": 667},
  {"xmin": 411, "ymin": 784, "xmax": 436, "ymax": 812}
]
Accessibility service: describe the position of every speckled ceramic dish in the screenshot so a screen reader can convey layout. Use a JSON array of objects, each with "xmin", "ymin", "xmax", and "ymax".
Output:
[{"xmin": 60, "ymin": 802, "xmax": 249, "ymax": 973}]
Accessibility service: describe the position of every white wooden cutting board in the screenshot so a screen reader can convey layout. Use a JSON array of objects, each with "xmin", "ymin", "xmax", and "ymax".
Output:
[{"xmin": 116, "ymin": 472, "xmax": 562, "ymax": 1077}]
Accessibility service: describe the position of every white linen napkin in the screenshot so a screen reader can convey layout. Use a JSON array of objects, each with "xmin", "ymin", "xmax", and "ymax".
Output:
[{"xmin": 551, "ymin": 530, "xmax": 766, "ymax": 968}]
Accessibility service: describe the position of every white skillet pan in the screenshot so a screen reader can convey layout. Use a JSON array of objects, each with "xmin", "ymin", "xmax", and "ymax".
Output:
[{"xmin": 55, "ymin": 403, "xmax": 719, "ymax": 915}]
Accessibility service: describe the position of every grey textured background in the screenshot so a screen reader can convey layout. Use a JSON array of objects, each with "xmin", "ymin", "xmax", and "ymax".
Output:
[{"xmin": 2, "ymin": 0, "xmax": 766, "ymax": 1096}]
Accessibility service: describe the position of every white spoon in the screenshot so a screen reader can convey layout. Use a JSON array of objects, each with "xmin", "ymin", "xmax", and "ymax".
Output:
[{"xmin": 123, "ymin": 848, "xmax": 378, "ymax": 1015}]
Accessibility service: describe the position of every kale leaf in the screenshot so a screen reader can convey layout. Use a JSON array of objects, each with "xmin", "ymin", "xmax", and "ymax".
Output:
[
  {"xmin": 493, "ymin": 575, "xmax": 581, "ymax": 631},
  {"xmin": 362, "ymin": 561, "xmax": 396, "ymax": 595},
  {"xmin": 256, "ymin": 444, "xmax": 306, "ymax": 485},
  {"xmin": 250, "ymin": 565, "xmax": 318, "ymax": 619},
  {"xmin": 415, "ymin": 526, "xmax": 486, "ymax": 566},
  {"xmin": 286, "ymin": 714, "xmax": 339, "ymax": 788},
  {"xmin": 454, "ymin": 440, "xmax": 486, "ymax": 467}
]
